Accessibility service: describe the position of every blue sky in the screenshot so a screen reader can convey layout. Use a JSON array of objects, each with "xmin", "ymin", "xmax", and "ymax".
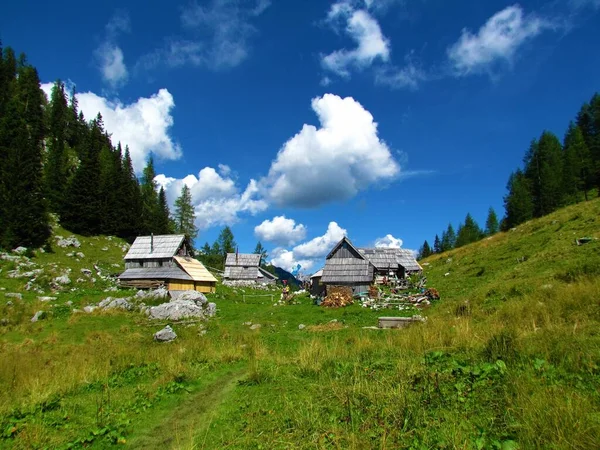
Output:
[{"xmin": 2, "ymin": 0, "xmax": 599, "ymax": 273}]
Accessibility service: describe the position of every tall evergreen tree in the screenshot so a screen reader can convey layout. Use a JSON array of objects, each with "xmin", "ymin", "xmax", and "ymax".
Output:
[
  {"xmin": 117, "ymin": 147, "xmax": 142, "ymax": 239},
  {"xmin": 173, "ymin": 184, "xmax": 198, "ymax": 241},
  {"xmin": 503, "ymin": 169, "xmax": 534, "ymax": 230},
  {"xmin": 455, "ymin": 213, "xmax": 483, "ymax": 247},
  {"xmin": 217, "ymin": 226, "xmax": 236, "ymax": 258},
  {"xmin": 253, "ymin": 241, "xmax": 268, "ymax": 262},
  {"xmin": 0, "ymin": 62, "xmax": 50, "ymax": 248},
  {"xmin": 485, "ymin": 207, "xmax": 499, "ymax": 236},
  {"xmin": 45, "ymin": 80, "xmax": 69, "ymax": 212},
  {"xmin": 418, "ymin": 240, "xmax": 432, "ymax": 259},
  {"xmin": 156, "ymin": 187, "xmax": 173, "ymax": 235},
  {"xmin": 441, "ymin": 224, "xmax": 456, "ymax": 252},
  {"xmin": 524, "ymin": 132, "xmax": 564, "ymax": 217},
  {"xmin": 140, "ymin": 156, "xmax": 160, "ymax": 235},
  {"xmin": 563, "ymin": 123, "xmax": 593, "ymax": 202},
  {"xmin": 62, "ymin": 114, "xmax": 103, "ymax": 235},
  {"xmin": 433, "ymin": 234, "xmax": 442, "ymax": 254}
]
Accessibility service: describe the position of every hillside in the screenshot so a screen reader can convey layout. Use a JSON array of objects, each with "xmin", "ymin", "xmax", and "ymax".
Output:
[{"xmin": 0, "ymin": 200, "xmax": 599, "ymax": 448}]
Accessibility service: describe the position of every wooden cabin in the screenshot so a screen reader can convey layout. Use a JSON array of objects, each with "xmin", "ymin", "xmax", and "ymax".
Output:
[
  {"xmin": 321, "ymin": 237, "xmax": 374, "ymax": 295},
  {"xmin": 358, "ymin": 248, "xmax": 422, "ymax": 283},
  {"xmin": 223, "ymin": 253, "xmax": 278, "ymax": 284},
  {"xmin": 309, "ymin": 269, "xmax": 325, "ymax": 297},
  {"xmin": 119, "ymin": 234, "xmax": 217, "ymax": 293}
]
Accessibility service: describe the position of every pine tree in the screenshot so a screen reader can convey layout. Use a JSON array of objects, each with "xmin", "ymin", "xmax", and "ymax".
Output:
[
  {"xmin": 45, "ymin": 80, "xmax": 69, "ymax": 212},
  {"xmin": 0, "ymin": 62, "xmax": 50, "ymax": 248},
  {"xmin": 253, "ymin": 241, "xmax": 268, "ymax": 262},
  {"xmin": 441, "ymin": 224, "xmax": 456, "ymax": 252},
  {"xmin": 524, "ymin": 132, "xmax": 564, "ymax": 217},
  {"xmin": 174, "ymin": 185, "xmax": 198, "ymax": 241},
  {"xmin": 503, "ymin": 169, "xmax": 534, "ymax": 230},
  {"xmin": 62, "ymin": 115, "xmax": 103, "ymax": 235},
  {"xmin": 433, "ymin": 234, "xmax": 441, "ymax": 254},
  {"xmin": 485, "ymin": 207, "xmax": 499, "ymax": 236},
  {"xmin": 117, "ymin": 147, "xmax": 142, "ymax": 239},
  {"xmin": 455, "ymin": 213, "xmax": 483, "ymax": 247},
  {"xmin": 140, "ymin": 156, "xmax": 161, "ymax": 235},
  {"xmin": 563, "ymin": 123, "xmax": 593, "ymax": 202},
  {"xmin": 418, "ymin": 240, "xmax": 432, "ymax": 259},
  {"xmin": 156, "ymin": 187, "xmax": 173, "ymax": 234},
  {"xmin": 217, "ymin": 226, "xmax": 236, "ymax": 258}
]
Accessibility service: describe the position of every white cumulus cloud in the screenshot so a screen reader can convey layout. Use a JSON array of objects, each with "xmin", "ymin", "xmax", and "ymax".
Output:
[
  {"xmin": 447, "ymin": 5, "xmax": 551, "ymax": 76},
  {"xmin": 374, "ymin": 234, "xmax": 403, "ymax": 248},
  {"xmin": 268, "ymin": 221, "xmax": 347, "ymax": 272},
  {"xmin": 263, "ymin": 93, "xmax": 399, "ymax": 208},
  {"xmin": 95, "ymin": 11, "xmax": 130, "ymax": 88},
  {"xmin": 254, "ymin": 216, "xmax": 307, "ymax": 246},
  {"xmin": 322, "ymin": 2, "xmax": 390, "ymax": 77},
  {"xmin": 156, "ymin": 168, "xmax": 268, "ymax": 231},
  {"xmin": 40, "ymin": 84, "xmax": 181, "ymax": 173}
]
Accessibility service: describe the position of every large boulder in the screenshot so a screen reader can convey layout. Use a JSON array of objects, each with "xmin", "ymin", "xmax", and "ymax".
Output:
[
  {"xmin": 149, "ymin": 299, "xmax": 206, "ymax": 321},
  {"xmin": 176, "ymin": 290, "xmax": 208, "ymax": 306},
  {"xmin": 154, "ymin": 325, "xmax": 177, "ymax": 342},
  {"xmin": 98, "ymin": 297, "xmax": 132, "ymax": 310}
]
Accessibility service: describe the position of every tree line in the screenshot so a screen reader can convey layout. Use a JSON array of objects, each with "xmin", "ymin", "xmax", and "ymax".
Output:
[
  {"xmin": 0, "ymin": 44, "xmax": 198, "ymax": 250},
  {"xmin": 418, "ymin": 92, "xmax": 600, "ymax": 260}
]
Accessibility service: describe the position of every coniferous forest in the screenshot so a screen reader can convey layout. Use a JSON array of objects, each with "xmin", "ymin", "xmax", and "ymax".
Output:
[
  {"xmin": 0, "ymin": 44, "xmax": 194, "ymax": 251},
  {"xmin": 419, "ymin": 93, "xmax": 600, "ymax": 259}
]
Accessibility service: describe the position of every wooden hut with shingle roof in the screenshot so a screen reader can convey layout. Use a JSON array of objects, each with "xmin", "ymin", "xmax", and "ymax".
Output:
[
  {"xmin": 358, "ymin": 248, "xmax": 422, "ymax": 282},
  {"xmin": 321, "ymin": 237, "xmax": 374, "ymax": 295},
  {"xmin": 223, "ymin": 253, "xmax": 278, "ymax": 284},
  {"xmin": 119, "ymin": 234, "xmax": 217, "ymax": 292}
]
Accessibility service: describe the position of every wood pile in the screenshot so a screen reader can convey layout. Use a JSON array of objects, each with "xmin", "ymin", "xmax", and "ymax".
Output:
[
  {"xmin": 322, "ymin": 286, "xmax": 353, "ymax": 308},
  {"xmin": 119, "ymin": 279, "xmax": 164, "ymax": 289},
  {"xmin": 424, "ymin": 288, "xmax": 440, "ymax": 300},
  {"xmin": 369, "ymin": 285, "xmax": 379, "ymax": 299}
]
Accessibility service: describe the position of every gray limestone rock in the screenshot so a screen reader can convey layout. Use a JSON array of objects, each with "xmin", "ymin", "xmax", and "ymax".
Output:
[
  {"xmin": 5, "ymin": 293, "xmax": 22, "ymax": 300},
  {"xmin": 54, "ymin": 275, "xmax": 71, "ymax": 285},
  {"xmin": 56, "ymin": 236, "xmax": 81, "ymax": 248},
  {"xmin": 38, "ymin": 296, "xmax": 57, "ymax": 302},
  {"xmin": 149, "ymin": 300, "xmax": 206, "ymax": 321},
  {"xmin": 250, "ymin": 324, "xmax": 261, "ymax": 330},
  {"xmin": 154, "ymin": 325, "xmax": 177, "ymax": 342},
  {"xmin": 31, "ymin": 311, "xmax": 45, "ymax": 322},
  {"xmin": 98, "ymin": 297, "xmax": 132, "ymax": 310}
]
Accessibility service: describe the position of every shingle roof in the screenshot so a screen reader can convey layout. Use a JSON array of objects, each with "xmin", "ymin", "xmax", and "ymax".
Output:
[
  {"xmin": 225, "ymin": 253, "xmax": 261, "ymax": 267},
  {"xmin": 310, "ymin": 269, "xmax": 323, "ymax": 278},
  {"xmin": 321, "ymin": 258, "xmax": 374, "ymax": 284},
  {"xmin": 358, "ymin": 248, "xmax": 422, "ymax": 272},
  {"xmin": 124, "ymin": 235, "xmax": 185, "ymax": 260},
  {"xmin": 174, "ymin": 256, "xmax": 217, "ymax": 283},
  {"xmin": 118, "ymin": 266, "xmax": 191, "ymax": 281}
]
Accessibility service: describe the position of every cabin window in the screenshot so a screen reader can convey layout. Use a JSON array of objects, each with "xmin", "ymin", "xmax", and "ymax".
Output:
[{"xmin": 138, "ymin": 261, "xmax": 143, "ymax": 267}]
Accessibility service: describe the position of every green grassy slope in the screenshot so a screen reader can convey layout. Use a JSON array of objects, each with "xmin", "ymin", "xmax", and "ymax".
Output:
[{"xmin": 1, "ymin": 200, "xmax": 599, "ymax": 449}]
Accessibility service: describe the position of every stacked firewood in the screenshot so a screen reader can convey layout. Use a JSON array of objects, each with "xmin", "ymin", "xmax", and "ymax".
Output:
[
  {"xmin": 322, "ymin": 286, "xmax": 353, "ymax": 308},
  {"xmin": 424, "ymin": 288, "xmax": 440, "ymax": 300},
  {"xmin": 368, "ymin": 285, "xmax": 379, "ymax": 299}
]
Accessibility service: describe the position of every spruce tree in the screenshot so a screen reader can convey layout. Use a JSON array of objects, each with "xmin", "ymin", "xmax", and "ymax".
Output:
[
  {"xmin": 0, "ymin": 62, "xmax": 50, "ymax": 248},
  {"xmin": 433, "ymin": 234, "xmax": 441, "ymax": 253},
  {"xmin": 524, "ymin": 132, "xmax": 564, "ymax": 217},
  {"xmin": 174, "ymin": 184, "xmax": 198, "ymax": 241},
  {"xmin": 503, "ymin": 170, "xmax": 534, "ymax": 230},
  {"xmin": 455, "ymin": 213, "xmax": 483, "ymax": 247},
  {"xmin": 117, "ymin": 147, "xmax": 142, "ymax": 239},
  {"xmin": 217, "ymin": 226, "xmax": 236, "ymax": 258},
  {"xmin": 563, "ymin": 123, "xmax": 593, "ymax": 202},
  {"xmin": 441, "ymin": 224, "xmax": 456, "ymax": 252},
  {"xmin": 253, "ymin": 241, "xmax": 268, "ymax": 262},
  {"xmin": 485, "ymin": 207, "xmax": 499, "ymax": 236},
  {"xmin": 62, "ymin": 115, "xmax": 103, "ymax": 235},
  {"xmin": 45, "ymin": 80, "xmax": 69, "ymax": 212},
  {"xmin": 157, "ymin": 187, "xmax": 173, "ymax": 235},
  {"xmin": 418, "ymin": 240, "xmax": 432, "ymax": 259},
  {"xmin": 140, "ymin": 156, "xmax": 160, "ymax": 235}
]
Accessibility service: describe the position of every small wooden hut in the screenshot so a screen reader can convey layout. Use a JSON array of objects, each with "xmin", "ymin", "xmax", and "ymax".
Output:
[
  {"xmin": 223, "ymin": 253, "xmax": 278, "ymax": 284},
  {"xmin": 309, "ymin": 269, "xmax": 325, "ymax": 297},
  {"xmin": 358, "ymin": 248, "xmax": 422, "ymax": 283},
  {"xmin": 321, "ymin": 237, "xmax": 374, "ymax": 295},
  {"xmin": 119, "ymin": 234, "xmax": 217, "ymax": 293}
]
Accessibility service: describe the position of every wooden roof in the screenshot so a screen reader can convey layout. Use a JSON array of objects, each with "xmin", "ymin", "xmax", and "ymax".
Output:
[
  {"xmin": 321, "ymin": 258, "xmax": 374, "ymax": 283},
  {"xmin": 225, "ymin": 253, "xmax": 261, "ymax": 267},
  {"xmin": 223, "ymin": 265, "xmax": 277, "ymax": 280},
  {"xmin": 125, "ymin": 235, "xmax": 185, "ymax": 260},
  {"xmin": 119, "ymin": 266, "xmax": 191, "ymax": 281},
  {"xmin": 174, "ymin": 256, "xmax": 217, "ymax": 283},
  {"xmin": 358, "ymin": 248, "xmax": 422, "ymax": 272},
  {"xmin": 322, "ymin": 237, "xmax": 374, "ymax": 284}
]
